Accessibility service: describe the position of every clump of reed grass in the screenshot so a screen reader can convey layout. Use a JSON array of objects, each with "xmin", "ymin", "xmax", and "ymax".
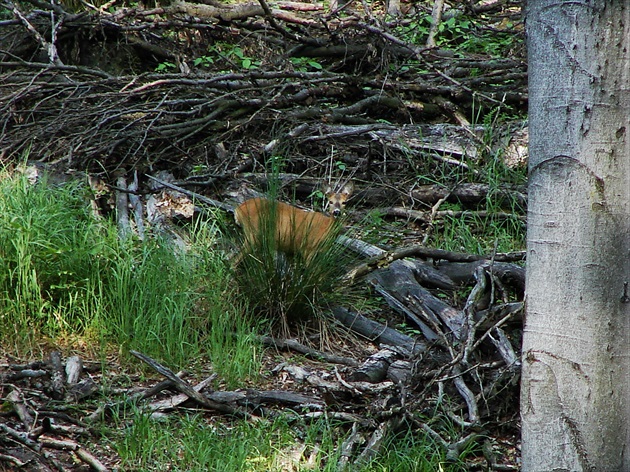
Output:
[{"xmin": 234, "ymin": 202, "xmax": 350, "ymax": 334}]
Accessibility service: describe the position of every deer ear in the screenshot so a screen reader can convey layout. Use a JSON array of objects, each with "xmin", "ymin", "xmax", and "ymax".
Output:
[
  {"xmin": 341, "ymin": 182, "xmax": 354, "ymax": 195},
  {"xmin": 323, "ymin": 184, "xmax": 333, "ymax": 196}
]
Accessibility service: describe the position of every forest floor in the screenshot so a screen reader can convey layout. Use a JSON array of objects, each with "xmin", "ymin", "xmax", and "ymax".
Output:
[{"xmin": 1, "ymin": 0, "xmax": 528, "ymax": 469}]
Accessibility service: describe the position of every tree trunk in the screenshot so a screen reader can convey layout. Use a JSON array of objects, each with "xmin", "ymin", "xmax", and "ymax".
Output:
[{"xmin": 522, "ymin": 2, "xmax": 630, "ymax": 471}]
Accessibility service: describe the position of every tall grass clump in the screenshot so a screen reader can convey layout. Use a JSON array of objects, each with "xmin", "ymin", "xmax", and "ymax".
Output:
[
  {"xmin": 234, "ymin": 200, "xmax": 351, "ymax": 334},
  {"xmin": 233, "ymin": 157, "xmax": 356, "ymax": 334},
  {"xmin": 188, "ymin": 218, "xmax": 261, "ymax": 386},
  {"xmin": 0, "ymin": 173, "xmax": 111, "ymax": 353},
  {"xmin": 101, "ymin": 237, "xmax": 205, "ymax": 367}
]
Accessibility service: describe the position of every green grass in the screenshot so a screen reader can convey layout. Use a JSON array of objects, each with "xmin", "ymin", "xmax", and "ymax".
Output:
[
  {"xmin": 0, "ymin": 174, "xmax": 110, "ymax": 352},
  {"xmin": 111, "ymin": 409, "xmax": 473, "ymax": 471},
  {"xmin": 0, "ymin": 171, "xmax": 259, "ymax": 385},
  {"xmin": 432, "ymin": 207, "xmax": 525, "ymax": 255},
  {"xmin": 114, "ymin": 411, "xmax": 316, "ymax": 471}
]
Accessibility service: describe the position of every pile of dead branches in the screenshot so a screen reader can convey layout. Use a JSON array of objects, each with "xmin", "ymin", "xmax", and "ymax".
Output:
[{"xmin": 1, "ymin": 0, "xmax": 525, "ymax": 178}]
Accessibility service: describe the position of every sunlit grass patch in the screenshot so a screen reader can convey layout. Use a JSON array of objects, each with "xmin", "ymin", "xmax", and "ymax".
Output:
[{"xmin": 0, "ymin": 171, "xmax": 260, "ymax": 385}]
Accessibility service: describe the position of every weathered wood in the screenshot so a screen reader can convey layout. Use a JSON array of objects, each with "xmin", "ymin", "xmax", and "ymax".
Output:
[
  {"xmin": 369, "ymin": 259, "xmax": 466, "ymax": 340},
  {"xmin": 48, "ymin": 351, "xmax": 65, "ymax": 401},
  {"xmin": 128, "ymin": 171, "xmax": 146, "ymax": 241},
  {"xmin": 235, "ymin": 389, "xmax": 323, "ymax": 408},
  {"xmin": 380, "ymin": 206, "xmax": 525, "ymax": 224},
  {"xmin": 65, "ymin": 379, "xmax": 99, "ymax": 403},
  {"xmin": 6, "ymin": 389, "xmax": 34, "ymax": 430},
  {"xmin": 259, "ymin": 335, "xmax": 359, "ymax": 367},
  {"xmin": 147, "ymin": 174, "xmax": 235, "ymax": 213},
  {"xmin": 348, "ymin": 348, "xmax": 398, "ymax": 383},
  {"xmin": 487, "ymin": 327, "xmax": 520, "ymax": 369},
  {"xmin": 336, "ymin": 423, "xmax": 362, "ymax": 471},
  {"xmin": 331, "ymin": 307, "xmax": 426, "ymax": 356},
  {"xmin": 387, "ymin": 359, "xmax": 412, "ymax": 384},
  {"xmin": 115, "ymin": 175, "xmax": 131, "ymax": 239},
  {"xmin": 140, "ymin": 370, "xmax": 189, "ymax": 399},
  {"xmin": 40, "ymin": 437, "xmax": 109, "ymax": 472},
  {"xmin": 410, "ymin": 183, "xmax": 527, "ymax": 208},
  {"xmin": 147, "ymin": 375, "xmax": 217, "ymax": 412},
  {"xmin": 354, "ymin": 418, "xmax": 404, "ymax": 468},
  {"xmin": 131, "ymin": 350, "xmax": 251, "ymax": 418},
  {"xmin": 436, "ymin": 260, "xmax": 525, "ymax": 295},
  {"xmin": 2, "ymin": 368, "xmax": 47, "ymax": 381},
  {"xmin": 64, "ymin": 356, "xmax": 82, "ymax": 386},
  {"xmin": 346, "ymin": 243, "xmax": 525, "ymax": 282}
]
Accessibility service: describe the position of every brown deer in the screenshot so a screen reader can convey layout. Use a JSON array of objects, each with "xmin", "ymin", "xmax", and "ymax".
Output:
[{"xmin": 234, "ymin": 182, "xmax": 354, "ymax": 263}]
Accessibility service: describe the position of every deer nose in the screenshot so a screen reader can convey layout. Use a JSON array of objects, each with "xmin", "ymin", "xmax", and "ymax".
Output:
[{"xmin": 331, "ymin": 208, "xmax": 341, "ymax": 217}]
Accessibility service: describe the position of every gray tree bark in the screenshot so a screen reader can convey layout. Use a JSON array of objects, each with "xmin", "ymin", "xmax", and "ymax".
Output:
[{"xmin": 522, "ymin": 1, "xmax": 630, "ymax": 471}]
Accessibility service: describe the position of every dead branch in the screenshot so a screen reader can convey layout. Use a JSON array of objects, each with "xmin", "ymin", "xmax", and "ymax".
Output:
[
  {"xmin": 146, "ymin": 174, "xmax": 235, "ymax": 213},
  {"xmin": 354, "ymin": 417, "xmax": 404, "ymax": 468},
  {"xmin": 348, "ymin": 348, "xmax": 398, "ymax": 383},
  {"xmin": 115, "ymin": 174, "xmax": 131, "ymax": 239},
  {"xmin": 6, "ymin": 388, "xmax": 34, "ymax": 430},
  {"xmin": 381, "ymin": 206, "xmax": 526, "ymax": 224},
  {"xmin": 130, "ymin": 350, "xmax": 252, "ymax": 418},
  {"xmin": 331, "ymin": 307, "xmax": 426, "ymax": 357},
  {"xmin": 146, "ymin": 375, "xmax": 217, "ymax": 412},
  {"xmin": 64, "ymin": 356, "xmax": 82, "ymax": 386},
  {"xmin": 40, "ymin": 438, "xmax": 109, "ymax": 472},
  {"xmin": 48, "ymin": 351, "xmax": 65, "ymax": 401},
  {"xmin": 259, "ymin": 335, "xmax": 359, "ymax": 367},
  {"xmin": 346, "ymin": 244, "xmax": 525, "ymax": 282},
  {"xmin": 426, "ymin": 0, "xmax": 446, "ymax": 48},
  {"xmin": 336, "ymin": 422, "xmax": 362, "ymax": 470}
]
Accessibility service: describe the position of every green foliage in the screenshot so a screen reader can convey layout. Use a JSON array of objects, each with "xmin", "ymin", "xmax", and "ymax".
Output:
[
  {"xmin": 434, "ymin": 211, "xmax": 523, "ymax": 255},
  {"xmin": 0, "ymin": 171, "xmax": 259, "ymax": 384},
  {"xmin": 193, "ymin": 55, "xmax": 214, "ymax": 68},
  {"xmin": 187, "ymin": 218, "xmax": 261, "ymax": 386},
  {"xmin": 396, "ymin": 13, "xmax": 518, "ymax": 57},
  {"xmin": 289, "ymin": 57, "xmax": 324, "ymax": 71},
  {"xmin": 155, "ymin": 61, "xmax": 176, "ymax": 72},
  {"xmin": 231, "ymin": 46, "xmax": 260, "ymax": 70},
  {"xmin": 97, "ymin": 218, "xmax": 260, "ymax": 378},
  {"xmin": 195, "ymin": 43, "xmax": 261, "ymax": 71},
  {"xmin": 423, "ymin": 106, "xmax": 527, "ymax": 255},
  {"xmin": 366, "ymin": 428, "xmax": 469, "ymax": 471},
  {"xmin": 111, "ymin": 408, "xmax": 473, "ymax": 471},
  {"xmin": 190, "ymin": 164, "xmax": 209, "ymax": 175},
  {"xmin": 333, "ymin": 160, "xmax": 348, "ymax": 172},
  {"xmin": 0, "ymin": 173, "xmax": 111, "ymax": 350},
  {"xmin": 101, "ymin": 237, "xmax": 200, "ymax": 367},
  {"xmin": 360, "ymin": 209, "xmax": 388, "ymax": 244},
  {"xmin": 0, "ymin": 5, "xmax": 12, "ymax": 19},
  {"xmin": 115, "ymin": 411, "xmax": 316, "ymax": 471}
]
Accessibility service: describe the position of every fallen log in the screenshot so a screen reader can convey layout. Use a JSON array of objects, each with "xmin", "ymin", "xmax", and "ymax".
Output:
[{"xmin": 331, "ymin": 307, "xmax": 426, "ymax": 357}]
